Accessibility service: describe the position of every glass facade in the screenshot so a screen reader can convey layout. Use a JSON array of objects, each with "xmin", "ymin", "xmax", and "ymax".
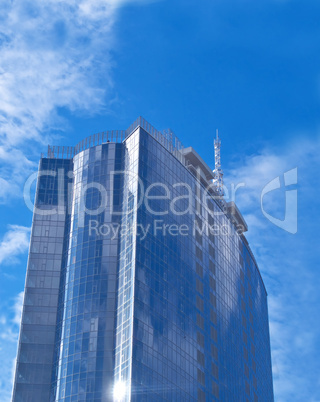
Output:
[{"xmin": 13, "ymin": 118, "xmax": 273, "ymax": 402}]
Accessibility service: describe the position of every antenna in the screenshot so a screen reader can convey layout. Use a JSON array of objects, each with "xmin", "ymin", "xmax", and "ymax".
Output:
[{"xmin": 213, "ymin": 129, "xmax": 224, "ymax": 195}]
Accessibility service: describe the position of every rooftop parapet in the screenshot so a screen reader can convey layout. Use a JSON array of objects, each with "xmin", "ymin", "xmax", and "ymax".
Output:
[
  {"xmin": 226, "ymin": 201, "xmax": 248, "ymax": 233},
  {"xmin": 45, "ymin": 116, "xmax": 185, "ymax": 161},
  {"xmin": 44, "ymin": 117, "xmax": 248, "ymax": 236},
  {"xmin": 181, "ymin": 147, "xmax": 215, "ymax": 182}
]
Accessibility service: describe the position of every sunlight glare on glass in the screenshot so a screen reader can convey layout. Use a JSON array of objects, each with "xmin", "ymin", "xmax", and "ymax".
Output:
[{"xmin": 113, "ymin": 380, "xmax": 126, "ymax": 401}]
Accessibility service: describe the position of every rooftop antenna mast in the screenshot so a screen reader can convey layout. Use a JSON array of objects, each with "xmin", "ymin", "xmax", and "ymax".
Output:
[{"xmin": 213, "ymin": 129, "xmax": 224, "ymax": 196}]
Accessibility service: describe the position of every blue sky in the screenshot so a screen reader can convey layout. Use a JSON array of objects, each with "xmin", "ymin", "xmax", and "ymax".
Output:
[{"xmin": 0, "ymin": 0, "xmax": 319, "ymax": 400}]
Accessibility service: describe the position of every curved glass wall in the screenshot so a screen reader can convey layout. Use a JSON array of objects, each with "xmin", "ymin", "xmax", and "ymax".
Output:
[
  {"xmin": 130, "ymin": 128, "xmax": 273, "ymax": 401},
  {"xmin": 51, "ymin": 143, "xmax": 123, "ymax": 401}
]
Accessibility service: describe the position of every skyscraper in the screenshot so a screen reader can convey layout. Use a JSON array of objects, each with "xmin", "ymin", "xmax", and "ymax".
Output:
[{"xmin": 13, "ymin": 117, "xmax": 274, "ymax": 401}]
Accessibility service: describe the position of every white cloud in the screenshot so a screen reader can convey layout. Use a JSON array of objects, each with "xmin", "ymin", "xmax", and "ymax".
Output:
[
  {"xmin": 0, "ymin": 146, "xmax": 36, "ymax": 203},
  {"xmin": 225, "ymin": 150, "xmax": 289, "ymax": 229},
  {"xmin": 0, "ymin": 0, "xmax": 115, "ymax": 147},
  {"xmin": 0, "ymin": 0, "xmax": 153, "ymax": 205},
  {"xmin": 12, "ymin": 292, "xmax": 24, "ymax": 326},
  {"xmin": 0, "ymin": 291, "xmax": 24, "ymax": 401},
  {"xmin": 225, "ymin": 135, "xmax": 320, "ymax": 401},
  {"xmin": 0, "ymin": 225, "xmax": 30, "ymax": 266},
  {"xmin": 225, "ymin": 136, "xmax": 320, "ymax": 233}
]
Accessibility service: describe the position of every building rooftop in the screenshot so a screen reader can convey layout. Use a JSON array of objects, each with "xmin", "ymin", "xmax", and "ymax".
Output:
[
  {"xmin": 181, "ymin": 147, "xmax": 215, "ymax": 182},
  {"xmin": 46, "ymin": 116, "xmax": 185, "ymax": 160},
  {"xmin": 45, "ymin": 116, "xmax": 249, "ymax": 235},
  {"xmin": 226, "ymin": 201, "xmax": 248, "ymax": 233}
]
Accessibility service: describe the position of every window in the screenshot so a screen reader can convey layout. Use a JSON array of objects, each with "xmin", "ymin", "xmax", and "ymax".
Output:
[
  {"xmin": 196, "ymin": 279, "xmax": 204, "ymax": 295},
  {"xmin": 196, "ymin": 247, "xmax": 203, "ymax": 261},
  {"xmin": 196, "ymin": 263, "xmax": 203, "ymax": 277},
  {"xmin": 196, "ymin": 296, "xmax": 204, "ymax": 312},
  {"xmin": 252, "ymin": 359, "xmax": 256, "ymax": 373},
  {"xmin": 243, "ymin": 331, "xmax": 248, "ymax": 345},
  {"xmin": 198, "ymin": 388, "xmax": 205, "ymax": 402},
  {"xmin": 210, "ymin": 327, "xmax": 218, "ymax": 343},
  {"xmin": 197, "ymin": 314, "xmax": 204, "ymax": 330},
  {"xmin": 210, "ymin": 293, "xmax": 217, "ymax": 308},
  {"xmin": 197, "ymin": 369, "xmax": 205, "ymax": 386},
  {"xmin": 195, "ymin": 214, "xmax": 203, "ymax": 231},
  {"xmin": 253, "ymin": 375, "xmax": 257, "ymax": 389},
  {"xmin": 247, "ymin": 268, "xmax": 251, "ymax": 279},
  {"xmin": 212, "ymin": 381, "xmax": 219, "ymax": 398},
  {"xmin": 210, "ymin": 310, "xmax": 217, "ymax": 325},
  {"xmin": 211, "ymin": 344, "xmax": 218, "ymax": 361},
  {"xmin": 209, "ymin": 260, "xmax": 216, "ymax": 275},
  {"xmin": 209, "ymin": 231, "xmax": 215, "ymax": 245},
  {"xmin": 197, "ymin": 350, "xmax": 205, "ymax": 366},
  {"xmin": 249, "ymin": 312, "xmax": 253, "ymax": 324},
  {"xmin": 196, "ymin": 231, "xmax": 203, "ymax": 246},
  {"xmin": 197, "ymin": 331, "xmax": 204, "ymax": 348},
  {"xmin": 209, "ymin": 244, "xmax": 215, "ymax": 259},
  {"xmin": 245, "ymin": 381, "xmax": 250, "ymax": 395},
  {"xmin": 212, "ymin": 362, "xmax": 219, "ymax": 379},
  {"xmin": 243, "ymin": 347, "xmax": 248, "ymax": 361},
  {"xmin": 209, "ymin": 276, "xmax": 216, "ymax": 291},
  {"xmin": 195, "ymin": 199, "xmax": 202, "ymax": 216}
]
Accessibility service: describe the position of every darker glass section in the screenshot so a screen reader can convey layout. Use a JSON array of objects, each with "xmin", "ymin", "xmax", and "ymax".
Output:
[{"xmin": 13, "ymin": 159, "xmax": 72, "ymax": 402}]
